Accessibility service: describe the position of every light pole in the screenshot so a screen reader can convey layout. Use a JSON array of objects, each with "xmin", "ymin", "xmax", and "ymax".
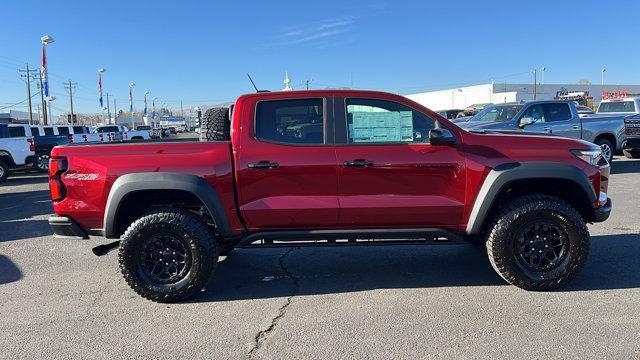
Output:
[
  {"xmin": 48, "ymin": 96, "xmax": 56, "ymax": 124},
  {"xmin": 541, "ymin": 66, "xmax": 546, "ymax": 85},
  {"xmin": 152, "ymin": 97, "xmax": 158, "ymax": 127},
  {"xmin": 98, "ymin": 68, "xmax": 106, "ymax": 121},
  {"xmin": 601, "ymin": 67, "xmax": 606, "ymax": 87},
  {"xmin": 129, "ymin": 82, "xmax": 135, "ymax": 129},
  {"xmin": 41, "ymin": 35, "xmax": 54, "ymax": 125},
  {"xmin": 143, "ymin": 91, "xmax": 149, "ymax": 125}
]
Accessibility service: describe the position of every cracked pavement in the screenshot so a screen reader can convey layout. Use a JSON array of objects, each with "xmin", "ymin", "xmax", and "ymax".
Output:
[{"xmin": 1, "ymin": 158, "xmax": 640, "ymax": 359}]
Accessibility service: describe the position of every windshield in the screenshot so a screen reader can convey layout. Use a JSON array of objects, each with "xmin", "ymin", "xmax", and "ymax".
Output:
[
  {"xmin": 469, "ymin": 104, "xmax": 524, "ymax": 122},
  {"xmin": 598, "ymin": 101, "xmax": 636, "ymax": 113}
]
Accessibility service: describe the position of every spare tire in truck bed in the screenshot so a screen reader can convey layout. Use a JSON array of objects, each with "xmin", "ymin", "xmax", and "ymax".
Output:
[{"xmin": 200, "ymin": 107, "xmax": 230, "ymax": 141}]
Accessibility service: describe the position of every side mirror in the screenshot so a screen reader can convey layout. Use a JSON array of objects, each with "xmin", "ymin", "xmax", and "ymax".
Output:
[
  {"xmin": 519, "ymin": 117, "xmax": 535, "ymax": 128},
  {"xmin": 429, "ymin": 128, "xmax": 456, "ymax": 146}
]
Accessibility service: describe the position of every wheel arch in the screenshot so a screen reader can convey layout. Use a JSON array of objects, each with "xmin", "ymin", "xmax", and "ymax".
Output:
[
  {"xmin": 466, "ymin": 162, "xmax": 597, "ymax": 235},
  {"xmin": 104, "ymin": 172, "xmax": 232, "ymax": 239},
  {"xmin": 593, "ymin": 132, "xmax": 617, "ymax": 149}
]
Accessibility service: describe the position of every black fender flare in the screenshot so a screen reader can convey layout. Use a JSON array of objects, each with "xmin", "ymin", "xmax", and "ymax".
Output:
[
  {"xmin": 465, "ymin": 162, "xmax": 596, "ymax": 235},
  {"xmin": 103, "ymin": 172, "xmax": 232, "ymax": 239}
]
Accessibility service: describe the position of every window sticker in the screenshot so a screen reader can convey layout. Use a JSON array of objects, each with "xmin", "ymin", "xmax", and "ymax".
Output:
[{"xmin": 350, "ymin": 111, "xmax": 413, "ymax": 143}]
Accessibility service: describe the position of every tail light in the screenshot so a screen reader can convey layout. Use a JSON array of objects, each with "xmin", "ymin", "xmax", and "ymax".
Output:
[
  {"xmin": 49, "ymin": 158, "xmax": 68, "ymax": 202},
  {"xmin": 27, "ymin": 137, "xmax": 35, "ymax": 152},
  {"xmin": 67, "ymin": 134, "xmax": 74, "ymax": 143}
]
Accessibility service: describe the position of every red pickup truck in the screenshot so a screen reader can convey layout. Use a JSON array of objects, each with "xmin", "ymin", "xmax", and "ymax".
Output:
[{"xmin": 48, "ymin": 90, "xmax": 611, "ymax": 302}]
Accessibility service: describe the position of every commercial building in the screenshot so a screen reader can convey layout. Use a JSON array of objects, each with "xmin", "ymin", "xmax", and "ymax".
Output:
[
  {"xmin": 0, "ymin": 110, "xmax": 40, "ymax": 124},
  {"xmin": 405, "ymin": 83, "xmax": 640, "ymax": 111}
]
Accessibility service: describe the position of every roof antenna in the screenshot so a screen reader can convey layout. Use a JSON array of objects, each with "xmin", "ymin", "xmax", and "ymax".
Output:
[{"xmin": 247, "ymin": 73, "xmax": 259, "ymax": 92}]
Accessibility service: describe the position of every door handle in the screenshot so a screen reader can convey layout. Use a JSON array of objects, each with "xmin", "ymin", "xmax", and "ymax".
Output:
[
  {"xmin": 572, "ymin": 125, "xmax": 580, "ymax": 129},
  {"xmin": 543, "ymin": 127, "xmax": 552, "ymax": 133},
  {"xmin": 248, "ymin": 161, "xmax": 279, "ymax": 169},
  {"xmin": 344, "ymin": 159, "xmax": 374, "ymax": 167}
]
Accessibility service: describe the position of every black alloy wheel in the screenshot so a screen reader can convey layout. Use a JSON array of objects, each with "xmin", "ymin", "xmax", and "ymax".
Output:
[{"xmin": 513, "ymin": 220, "xmax": 568, "ymax": 272}]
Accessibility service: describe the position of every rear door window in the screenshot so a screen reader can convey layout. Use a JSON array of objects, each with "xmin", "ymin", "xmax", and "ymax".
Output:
[
  {"xmin": 255, "ymin": 98, "xmax": 325, "ymax": 145},
  {"xmin": 57, "ymin": 127, "xmax": 70, "ymax": 135},
  {"xmin": 31, "ymin": 127, "xmax": 40, "ymax": 136},
  {"xmin": 8, "ymin": 127, "xmax": 26, "ymax": 137},
  {"xmin": 543, "ymin": 103, "xmax": 572, "ymax": 122},
  {"xmin": 73, "ymin": 126, "xmax": 85, "ymax": 133},
  {"xmin": 43, "ymin": 127, "xmax": 54, "ymax": 135}
]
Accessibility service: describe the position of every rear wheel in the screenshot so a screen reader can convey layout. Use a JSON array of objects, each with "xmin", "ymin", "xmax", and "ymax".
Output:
[
  {"xmin": 35, "ymin": 154, "xmax": 50, "ymax": 173},
  {"xmin": 0, "ymin": 160, "xmax": 9, "ymax": 183},
  {"xmin": 119, "ymin": 208, "xmax": 218, "ymax": 302},
  {"xmin": 594, "ymin": 138, "xmax": 614, "ymax": 162},
  {"xmin": 200, "ymin": 107, "xmax": 230, "ymax": 141},
  {"xmin": 623, "ymin": 149, "xmax": 640, "ymax": 159},
  {"xmin": 486, "ymin": 194, "xmax": 589, "ymax": 290}
]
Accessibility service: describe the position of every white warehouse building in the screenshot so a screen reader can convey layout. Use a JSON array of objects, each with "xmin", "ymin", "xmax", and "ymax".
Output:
[{"xmin": 405, "ymin": 83, "xmax": 640, "ymax": 111}]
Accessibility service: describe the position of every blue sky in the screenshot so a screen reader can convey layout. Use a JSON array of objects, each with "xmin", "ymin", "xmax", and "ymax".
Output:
[{"xmin": 1, "ymin": 0, "xmax": 639, "ymax": 114}]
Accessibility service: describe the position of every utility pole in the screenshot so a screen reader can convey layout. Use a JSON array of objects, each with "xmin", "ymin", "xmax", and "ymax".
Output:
[
  {"xmin": 18, "ymin": 64, "xmax": 37, "ymax": 124},
  {"xmin": 180, "ymin": 100, "xmax": 184, "ymax": 116},
  {"xmin": 64, "ymin": 80, "xmax": 77, "ymax": 124},
  {"xmin": 36, "ymin": 104, "xmax": 41, "ymax": 121},
  {"xmin": 33, "ymin": 71, "xmax": 48, "ymax": 125},
  {"xmin": 301, "ymin": 79, "xmax": 313, "ymax": 90},
  {"xmin": 113, "ymin": 98, "xmax": 117, "ymax": 124},
  {"xmin": 106, "ymin": 93, "xmax": 111, "ymax": 124},
  {"xmin": 532, "ymin": 69, "xmax": 537, "ymax": 100}
]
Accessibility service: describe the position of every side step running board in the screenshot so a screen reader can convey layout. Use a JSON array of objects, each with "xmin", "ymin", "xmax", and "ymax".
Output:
[{"xmin": 236, "ymin": 228, "xmax": 464, "ymax": 248}]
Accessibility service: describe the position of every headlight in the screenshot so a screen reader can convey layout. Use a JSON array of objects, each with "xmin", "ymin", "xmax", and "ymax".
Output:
[{"xmin": 571, "ymin": 149, "xmax": 603, "ymax": 166}]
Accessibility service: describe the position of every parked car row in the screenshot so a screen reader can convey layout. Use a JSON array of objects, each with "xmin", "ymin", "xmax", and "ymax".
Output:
[
  {"xmin": 0, "ymin": 123, "xmax": 177, "ymax": 183},
  {"xmin": 448, "ymin": 97, "xmax": 640, "ymax": 163}
]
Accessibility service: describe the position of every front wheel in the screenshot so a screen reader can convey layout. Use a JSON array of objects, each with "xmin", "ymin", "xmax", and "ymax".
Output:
[
  {"xmin": 594, "ymin": 138, "xmax": 614, "ymax": 163},
  {"xmin": 119, "ymin": 208, "xmax": 218, "ymax": 302},
  {"xmin": 486, "ymin": 194, "xmax": 589, "ymax": 290},
  {"xmin": 0, "ymin": 160, "xmax": 9, "ymax": 183}
]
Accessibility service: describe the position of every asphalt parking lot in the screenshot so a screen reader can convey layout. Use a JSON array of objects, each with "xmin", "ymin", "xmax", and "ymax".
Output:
[{"xmin": 1, "ymin": 158, "xmax": 639, "ymax": 359}]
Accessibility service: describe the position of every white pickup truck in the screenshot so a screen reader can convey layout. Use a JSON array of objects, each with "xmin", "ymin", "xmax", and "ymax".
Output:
[
  {"xmin": 0, "ymin": 124, "xmax": 35, "ymax": 183},
  {"xmin": 95, "ymin": 125, "xmax": 151, "ymax": 141}
]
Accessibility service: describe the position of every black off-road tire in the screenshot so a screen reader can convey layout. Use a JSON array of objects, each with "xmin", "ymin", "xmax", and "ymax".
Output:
[
  {"xmin": 623, "ymin": 149, "xmax": 640, "ymax": 159},
  {"xmin": 119, "ymin": 208, "xmax": 218, "ymax": 302},
  {"xmin": 0, "ymin": 160, "xmax": 9, "ymax": 183},
  {"xmin": 486, "ymin": 194, "xmax": 590, "ymax": 291},
  {"xmin": 200, "ymin": 107, "xmax": 230, "ymax": 142},
  {"xmin": 594, "ymin": 138, "xmax": 614, "ymax": 163}
]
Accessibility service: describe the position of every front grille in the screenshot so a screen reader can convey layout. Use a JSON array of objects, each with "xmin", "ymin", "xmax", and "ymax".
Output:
[{"xmin": 625, "ymin": 119, "xmax": 640, "ymax": 135}]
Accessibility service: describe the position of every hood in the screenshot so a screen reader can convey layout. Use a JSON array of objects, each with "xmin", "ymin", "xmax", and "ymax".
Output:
[{"xmin": 457, "ymin": 120, "xmax": 517, "ymax": 130}]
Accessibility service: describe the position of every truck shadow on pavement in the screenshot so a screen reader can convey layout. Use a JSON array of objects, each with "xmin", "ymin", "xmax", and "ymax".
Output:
[
  {"xmin": 190, "ymin": 233, "xmax": 639, "ymax": 302},
  {"xmin": 0, "ymin": 255, "xmax": 22, "ymax": 284},
  {"xmin": 0, "ymin": 190, "xmax": 53, "ymax": 242}
]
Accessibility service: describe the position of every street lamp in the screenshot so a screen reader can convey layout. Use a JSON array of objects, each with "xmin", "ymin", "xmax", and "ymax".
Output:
[
  {"xmin": 41, "ymin": 35, "xmax": 54, "ymax": 125},
  {"xmin": 541, "ymin": 66, "xmax": 546, "ymax": 85},
  {"xmin": 47, "ymin": 96, "xmax": 56, "ymax": 124},
  {"xmin": 601, "ymin": 67, "xmax": 606, "ymax": 87},
  {"xmin": 152, "ymin": 97, "xmax": 158, "ymax": 121},
  {"xmin": 143, "ymin": 91, "xmax": 150, "ymax": 125}
]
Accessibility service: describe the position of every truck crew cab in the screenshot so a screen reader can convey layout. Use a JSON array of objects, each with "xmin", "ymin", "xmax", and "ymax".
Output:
[{"xmin": 48, "ymin": 90, "xmax": 612, "ymax": 302}]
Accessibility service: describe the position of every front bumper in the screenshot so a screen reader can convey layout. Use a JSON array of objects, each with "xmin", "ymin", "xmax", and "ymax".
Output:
[
  {"xmin": 48, "ymin": 216, "xmax": 89, "ymax": 239},
  {"xmin": 593, "ymin": 198, "xmax": 612, "ymax": 223}
]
